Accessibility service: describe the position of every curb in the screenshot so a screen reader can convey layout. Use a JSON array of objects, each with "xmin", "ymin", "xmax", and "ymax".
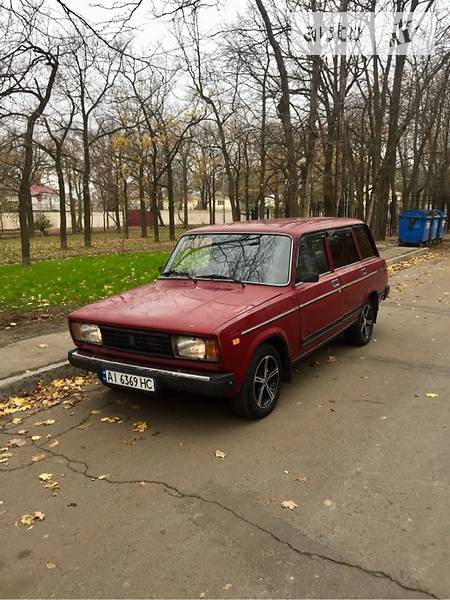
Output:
[
  {"xmin": 0, "ymin": 360, "xmax": 77, "ymax": 401},
  {"xmin": 385, "ymin": 247, "xmax": 429, "ymax": 266}
]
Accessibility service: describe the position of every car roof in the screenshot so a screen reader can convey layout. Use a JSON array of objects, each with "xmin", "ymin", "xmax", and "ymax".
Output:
[{"xmin": 188, "ymin": 217, "xmax": 365, "ymax": 237}]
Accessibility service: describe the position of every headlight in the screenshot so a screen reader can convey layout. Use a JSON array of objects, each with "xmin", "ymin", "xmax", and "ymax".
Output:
[
  {"xmin": 71, "ymin": 322, "xmax": 102, "ymax": 345},
  {"xmin": 172, "ymin": 336, "xmax": 218, "ymax": 361}
]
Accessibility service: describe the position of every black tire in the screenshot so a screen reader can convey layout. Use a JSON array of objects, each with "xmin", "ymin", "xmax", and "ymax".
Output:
[
  {"xmin": 344, "ymin": 300, "xmax": 375, "ymax": 346},
  {"xmin": 231, "ymin": 343, "xmax": 283, "ymax": 419}
]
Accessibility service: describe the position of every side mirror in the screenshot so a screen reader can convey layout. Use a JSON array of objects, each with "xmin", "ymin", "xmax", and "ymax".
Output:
[{"xmin": 297, "ymin": 272, "xmax": 319, "ymax": 283}]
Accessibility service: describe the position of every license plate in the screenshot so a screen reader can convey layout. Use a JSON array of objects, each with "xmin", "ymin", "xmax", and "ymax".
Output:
[{"xmin": 101, "ymin": 369, "xmax": 155, "ymax": 392}]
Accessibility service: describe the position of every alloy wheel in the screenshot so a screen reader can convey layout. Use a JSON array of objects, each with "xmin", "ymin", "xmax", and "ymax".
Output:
[
  {"xmin": 253, "ymin": 355, "xmax": 280, "ymax": 408},
  {"xmin": 360, "ymin": 304, "xmax": 374, "ymax": 342}
]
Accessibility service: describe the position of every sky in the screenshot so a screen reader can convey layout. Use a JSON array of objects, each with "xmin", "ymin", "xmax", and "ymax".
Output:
[{"xmin": 55, "ymin": 0, "xmax": 247, "ymax": 55}]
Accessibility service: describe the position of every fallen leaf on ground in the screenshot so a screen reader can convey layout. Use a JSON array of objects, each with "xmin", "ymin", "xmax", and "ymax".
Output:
[
  {"xmin": 214, "ymin": 449, "xmax": 226, "ymax": 460},
  {"xmin": 38, "ymin": 473, "xmax": 53, "ymax": 481},
  {"xmin": 34, "ymin": 419, "xmax": 56, "ymax": 426},
  {"xmin": 37, "ymin": 344, "xmax": 48, "ymax": 349},
  {"xmin": 48, "ymin": 440, "xmax": 59, "ymax": 448},
  {"xmin": 124, "ymin": 437, "xmax": 137, "ymax": 445},
  {"xmin": 91, "ymin": 410, "xmax": 101, "ymax": 414},
  {"xmin": 281, "ymin": 500, "xmax": 298, "ymax": 510},
  {"xmin": 32, "ymin": 453, "xmax": 46, "ymax": 462},
  {"xmin": 52, "ymin": 379, "xmax": 66, "ymax": 388},
  {"xmin": 100, "ymin": 417, "xmax": 123, "ymax": 424},
  {"xmin": 328, "ymin": 355, "xmax": 337, "ymax": 363},
  {"xmin": 31, "ymin": 435, "xmax": 42, "ymax": 441},
  {"xmin": 46, "ymin": 561, "xmax": 56, "ymax": 569},
  {"xmin": 0, "ymin": 457, "xmax": 10, "ymax": 464},
  {"xmin": 132, "ymin": 421, "xmax": 148, "ymax": 433},
  {"xmin": 8, "ymin": 438, "xmax": 26, "ymax": 448},
  {"xmin": 77, "ymin": 422, "xmax": 92, "ymax": 430},
  {"xmin": 295, "ymin": 474, "xmax": 308, "ymax": 483},
  {"xmin": 44, "ymin": 481, "xmax": 59, "ymax": 490},
  {"xmin": 223, "ymin": 583, "xmax": 232, "ymax": 591},
  {"xmin": 12, "ymin": 417, "xmax": 23, "ymax": 424},
  {"xmin": 323, "ymin": 498, "xmax": 336, "ymax": 508},
  {"xmin": 426, "ymin": 392, "xmax": 439, "ymax": 398},
  {"xmin": 97, "ymin": 474, "xmax": 111, "ymax": 480},
  {"xmin": 17, "ymin": 429, "xmax": 28, "ymax": 435},
  {"xmin": 0, "ymin": 452, "xmax": 13, "ymax": 460},
  {"xmin": 19, "ymin": 511, "xmax": 46, "ymax": 526}
]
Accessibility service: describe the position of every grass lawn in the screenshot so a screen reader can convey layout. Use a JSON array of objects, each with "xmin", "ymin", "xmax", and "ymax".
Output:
[
  {"xmin": 0, "ymin": 227, "xmax": 181, "ymax": 265},
  {"xmin": 0, "ymin": 251, "xmax": 170, "ymax": 312}
]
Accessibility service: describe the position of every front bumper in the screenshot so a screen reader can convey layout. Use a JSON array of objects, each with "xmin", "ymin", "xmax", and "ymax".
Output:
[{"xmin": 68, "ymin": 349, "xmax": 235, "ymax": 398}]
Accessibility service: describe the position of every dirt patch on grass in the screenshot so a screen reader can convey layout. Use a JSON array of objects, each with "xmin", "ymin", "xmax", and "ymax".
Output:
[{"xmin": 0, "ymin": 306, "xmax": 71, "ymax": 345}]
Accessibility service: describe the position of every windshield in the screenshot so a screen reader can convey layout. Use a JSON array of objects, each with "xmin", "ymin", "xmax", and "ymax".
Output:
[{"xmin": 163, "ymin": 233, "xmax": 292, "ymax": 285}]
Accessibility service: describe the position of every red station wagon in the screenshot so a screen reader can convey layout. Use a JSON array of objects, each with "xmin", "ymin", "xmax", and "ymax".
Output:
[{"xmin": 68, "ymin": 218, "xmax": 389, "ymax": 419}]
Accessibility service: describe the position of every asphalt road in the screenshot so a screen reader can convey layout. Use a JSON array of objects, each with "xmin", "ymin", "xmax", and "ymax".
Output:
[{"xmin": 1, "ymin": 247, "xmax": 449, "ymax": 599}]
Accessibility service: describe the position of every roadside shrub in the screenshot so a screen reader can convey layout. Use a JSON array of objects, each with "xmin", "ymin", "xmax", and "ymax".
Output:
[{"xmin": 34, "ymin": 214, "xmax": 52, "ymax": 236}]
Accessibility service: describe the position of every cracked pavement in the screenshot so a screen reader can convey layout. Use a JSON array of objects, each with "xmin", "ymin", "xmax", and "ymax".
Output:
[{"xmin": 1, "ymin": 248, "xmax": 450, "ymax": 598}]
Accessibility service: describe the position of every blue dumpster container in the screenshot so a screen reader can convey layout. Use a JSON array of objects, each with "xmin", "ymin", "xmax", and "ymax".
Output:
[
  {"xmin": 429, "ymin": 210, "xmax": 439, "ymax": 244},
  {"xmin": 399, "ymin": 210, "xmax": 432, "ymax": 246},
  {"xmin": 435, "ymin": 209, "xmax": 447, "ymax": 242}
]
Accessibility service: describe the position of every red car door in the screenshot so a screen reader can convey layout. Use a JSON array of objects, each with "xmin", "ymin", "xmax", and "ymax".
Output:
[
  {"xmin": 294, "ymin": 232, "xmax": 345, "ymax": 355},
  {"xmin": 328, "ymin": 228, "xmax": 363, "ymax": 319}
]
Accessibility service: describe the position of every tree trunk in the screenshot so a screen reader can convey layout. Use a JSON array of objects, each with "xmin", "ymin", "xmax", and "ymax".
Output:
[
  {"xmin": 255, "ymin": 0, "xmax": 298, "ymax": 217},
  {"xmin": 166, "ymin": 155, "xmax": 176, "ymax": 241},
  {"xmin": 82, "ymin": 121, "xmax": 92, "ymax": 246},
  {"xmin": 18, "ymin": 118, "xmax": 34, "ymax": 265},
  {"xmin": 150, "ymin": 152, "xmax": 159, "ymax": 242},
  {"xmin": 123, "ymin": 176, "xmax": 129, "ymax": 239},
  {"xmin": 17, "ymin": 57, "xmax": 58, "ymax": 265},
  {"xmin": 182, "ymin": 154, "xmax": 189, "ymax": 228},
  {"xmin": 138, "ymin": 162, "xmax": 147, "ymax": 238},
  {"xmin": 67, "ymin": 164, "xmax": 77, "ymax": 234},
  {"xmin": 56, "ymin": 151, "xmax": 67, "ymax": 250}
]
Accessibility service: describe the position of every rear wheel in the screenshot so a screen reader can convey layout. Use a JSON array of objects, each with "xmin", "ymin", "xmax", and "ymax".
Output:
[
  {"xmin": 231, "ymin": 343, "xmax": 282, "ymax": 419},
  {"xmin": 344, "ymin": 300, "xmax": 375, "ymax": 346}
]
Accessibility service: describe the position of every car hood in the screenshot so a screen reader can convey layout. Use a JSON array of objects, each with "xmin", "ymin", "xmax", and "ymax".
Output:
[{"xmin": 69, "ymin": 279, "xmax": 283, "ymax": 335}]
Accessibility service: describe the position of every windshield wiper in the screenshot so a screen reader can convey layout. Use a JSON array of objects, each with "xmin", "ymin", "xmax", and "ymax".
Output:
[
  {"xmin": 197, "ymin": 273, "xmax": 245, "ymax": 287},
  {"xmin": 160, "ymin": 270, "xmax": 196, "ymax": 282}
]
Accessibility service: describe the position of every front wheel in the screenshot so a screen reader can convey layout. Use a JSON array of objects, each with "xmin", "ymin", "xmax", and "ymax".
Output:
[
  {"xmin": 344, "ymin": 301, "xmax": 375, "ymax": 346},
  {"xmin": 231, "ymin": 343, "xmax": 282, "ymax": 419}
]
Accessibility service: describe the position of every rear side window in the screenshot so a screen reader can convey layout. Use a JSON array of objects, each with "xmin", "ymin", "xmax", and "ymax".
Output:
[
  {"xmin": 296, "ymin": 234, "xmax": 329, "ymax": 282},
  {"xmin": 329, "ymin": 229, "xmax": 359, "ymax": 269},
  {"xmin": 353, "ymin": 226, "xmax": 377, "ymax": 259}
]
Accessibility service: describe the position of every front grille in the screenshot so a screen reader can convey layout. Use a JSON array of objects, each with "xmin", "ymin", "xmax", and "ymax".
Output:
[{"xmin": 100, "ymin": 326, "xmax": 172, "ymax": 358}]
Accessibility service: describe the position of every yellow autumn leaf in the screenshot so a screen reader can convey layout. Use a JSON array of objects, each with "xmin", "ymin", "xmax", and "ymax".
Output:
[
  {"xmin": 32, "ymin": 453, "xmax": 46, "ymax": 462},
  {"xmin": 101, "ymin": 417, "xmax": 123, "ymax": 424},
  {"xmin": 132, "ymin": 421, "xmax": 148, "ymax": 433},
  {"xmin": 281, "ymin": 500, "xmax": 298, "ymax": 510},
  {"xmin": 19, "ymin": 511, "xmax": 46, "ymax": 526},
  {"xmin": 38, "ymin": 473, "xmax": 53, "ymax": 481},
  {"xmin": 44, "ymin": 481, "xmax": 59, "ymax": 490}
]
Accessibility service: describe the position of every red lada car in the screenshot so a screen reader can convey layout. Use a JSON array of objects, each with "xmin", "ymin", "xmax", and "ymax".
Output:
[{"xmin": 68, "ymin": 218, "xmax": 389, "ymax": 419}]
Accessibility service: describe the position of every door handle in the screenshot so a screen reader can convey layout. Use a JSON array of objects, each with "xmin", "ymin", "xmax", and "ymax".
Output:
[
  {"xmin": 331, "ymin": 278, "xmax": 340, "ymax": 288},
  {"xmin": 361, "ymin": 267, "xmax": 368, "ymax": 275}
]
